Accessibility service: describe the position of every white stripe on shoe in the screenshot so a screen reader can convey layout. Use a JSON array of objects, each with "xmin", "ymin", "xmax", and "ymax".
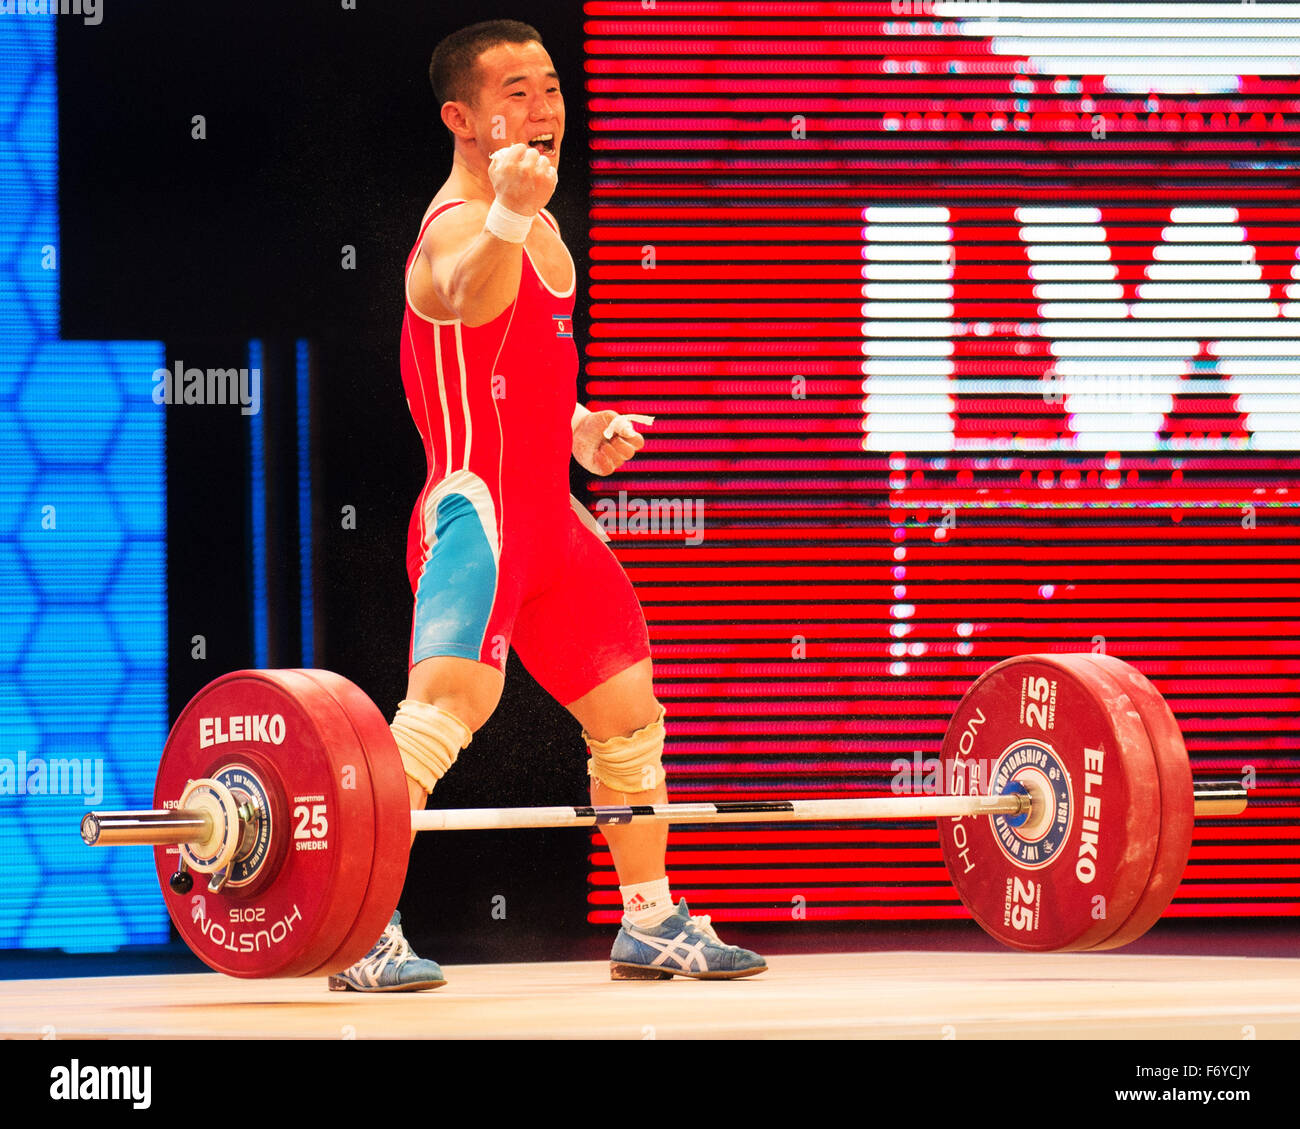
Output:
[{"xmin": 626, "ymin": 926, "xmax": 712, "ymax": 973}]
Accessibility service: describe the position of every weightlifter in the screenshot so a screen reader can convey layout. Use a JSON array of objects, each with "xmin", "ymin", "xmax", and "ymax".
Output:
[{"xmin": 329, "ymin": 19, "xmax": 766, "ymax": 990}]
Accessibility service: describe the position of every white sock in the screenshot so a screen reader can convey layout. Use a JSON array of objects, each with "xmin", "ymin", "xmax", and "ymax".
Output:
[{"xmin": 620, "ymin": 876, "xmax": 675, "ymax": 928}]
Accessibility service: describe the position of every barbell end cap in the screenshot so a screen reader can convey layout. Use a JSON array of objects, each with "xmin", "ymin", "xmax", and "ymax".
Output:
[
  {"xmin": 1192, "ymin": 781, "xmax": 1249, "ymax": 817},
  {"xmin": 80, "ymin": 813, "xmax": 101, "ymax": 846}
]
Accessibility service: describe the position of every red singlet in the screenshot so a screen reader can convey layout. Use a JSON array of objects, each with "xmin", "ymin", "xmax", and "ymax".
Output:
[{"xmin": 399, "ymin": 200, "xmax": 650, "ymax": 705}]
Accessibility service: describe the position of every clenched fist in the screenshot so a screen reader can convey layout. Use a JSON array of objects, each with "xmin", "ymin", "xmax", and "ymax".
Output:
[{"xmin": 488, "ymin": 142, "xmax": 558, "ymax": 217}]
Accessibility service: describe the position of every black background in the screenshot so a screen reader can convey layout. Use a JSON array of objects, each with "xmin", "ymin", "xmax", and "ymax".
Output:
[{"xmin": 58, "ymin": 1, "xmax": 610, "ymax": 963}]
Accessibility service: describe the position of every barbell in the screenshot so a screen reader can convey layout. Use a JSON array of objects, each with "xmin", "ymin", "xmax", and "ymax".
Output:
[{"xmin": 80, "ymin": 652, "xmax": 1246, "ymax": 978}]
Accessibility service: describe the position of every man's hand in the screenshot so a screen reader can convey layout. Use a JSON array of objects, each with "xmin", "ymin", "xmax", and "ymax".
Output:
[
  {"xmin": 573, "ymin": 410, "xmax": 647, "ymax": 475},
  {"xmin": 488, "ymin": 142, "xmax": 558, "ymax": 218}
]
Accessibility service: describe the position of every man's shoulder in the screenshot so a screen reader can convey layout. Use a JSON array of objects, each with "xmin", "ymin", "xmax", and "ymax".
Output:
[
  {"xmin": 420, "ymin": 197, "xmax": 488, "ymax": 231},
  {"xmin": 410, "ymin": 199, "xmax": 486, "ymax": 270},
  {"xmin": 425, "ymin": 195, "xmax": 488, "ymax": 217}
]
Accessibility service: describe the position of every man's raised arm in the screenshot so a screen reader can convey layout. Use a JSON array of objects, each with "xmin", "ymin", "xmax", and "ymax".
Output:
[{"xmin": 422, "ymin": 142, "xmax": 557, "ymax": 327}]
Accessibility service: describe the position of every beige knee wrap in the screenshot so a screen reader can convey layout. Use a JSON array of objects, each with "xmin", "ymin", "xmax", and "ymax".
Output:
[
  {"xmin": 390, "ymin": 700, "xmax": 473, "ymax": 795},
  {"xmin": 585, "ymin": 704, "xmax": 666, "ymax": 794}
]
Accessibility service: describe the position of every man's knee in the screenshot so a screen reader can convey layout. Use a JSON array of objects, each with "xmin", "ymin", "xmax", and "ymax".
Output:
[
  {"xmin": 406, "ymin": 656, "xmax": 503, "ymax": 732},
  {"xmin": 397, "ymin": 657, "xmax": 503, "ymax": 795},
  {"xmin": 584, "ymin": 701, "xmax": 666, "ymax": 794},
  {"xmin": 391, "ymin": 700, "xmax": 473, "ymax": 796}
]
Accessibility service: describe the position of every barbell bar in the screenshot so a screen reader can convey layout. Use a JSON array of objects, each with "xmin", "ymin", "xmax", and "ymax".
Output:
[{"xmin": 84, "ymin": 783, "xmax": 1246, "ymax": 846}]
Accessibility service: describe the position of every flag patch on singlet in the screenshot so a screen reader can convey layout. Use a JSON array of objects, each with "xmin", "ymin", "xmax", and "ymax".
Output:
[{"xmin": 553, "ymin": 315, "xmax": 572, "ymax": 338}]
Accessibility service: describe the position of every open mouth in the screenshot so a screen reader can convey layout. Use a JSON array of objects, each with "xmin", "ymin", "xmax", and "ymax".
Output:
[{"xmin": 528, "ymin": 133, "xmax": 556, "ymax": 156}]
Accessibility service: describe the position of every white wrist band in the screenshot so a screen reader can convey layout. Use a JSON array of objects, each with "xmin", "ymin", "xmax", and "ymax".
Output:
[
  {"xmin": 571, "ymin": 403, "xmax": 592, "ymax": 432},
  {"xmin": 485, "ymin": 198, "xmax": 535, "ymax": 243}
]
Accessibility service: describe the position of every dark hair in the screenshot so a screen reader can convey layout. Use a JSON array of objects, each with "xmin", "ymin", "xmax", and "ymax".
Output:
[{"xmin": 429, "ymin": 19, "xmax": 543, "ymax": 107}]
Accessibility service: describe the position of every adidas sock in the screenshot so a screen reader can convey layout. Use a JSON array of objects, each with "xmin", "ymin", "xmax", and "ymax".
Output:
[{"xmin": 620, "ymin": 876, "xmax": 675, "ymax": 928}]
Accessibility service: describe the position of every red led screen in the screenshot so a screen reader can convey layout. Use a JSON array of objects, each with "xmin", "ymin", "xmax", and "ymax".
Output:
[{"xmin": 581, "ymin": 2, "xmax": 1300, "ymax": 925}]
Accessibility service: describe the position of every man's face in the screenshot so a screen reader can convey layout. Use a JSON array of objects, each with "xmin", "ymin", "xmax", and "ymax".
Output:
[{"xmin": 467, "ymin": 40, "xmax": 564, "ymax": 167}]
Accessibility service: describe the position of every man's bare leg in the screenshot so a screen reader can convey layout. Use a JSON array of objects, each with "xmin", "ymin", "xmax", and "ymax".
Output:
[
  {"xmin": 567, "ymin": 658, "xmax": 766, "ymax": 978},
  {"xmin": 403, "ymin": 655, "xmax": 504, "ymax": 840},
  {"xmin": 563, "ymin": 658, "xmax": 666, "ymax": 883},
  {"xmin": 330, "ymin": 656, "xmax": 503, "ymax": 992}
]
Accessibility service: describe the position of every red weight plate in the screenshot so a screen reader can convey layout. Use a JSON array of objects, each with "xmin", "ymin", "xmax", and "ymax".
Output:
[
  {"xmin": 153, "ymin": 670, "xmax": 378, "ymax": 978},
  {"xmin": 938, "ymin": 654, "xmax": 1161, "ymax": 952},
  {"xmin": 1071, "ymin": 653, "xmax": 1194, "ymax": 951},
  {"xmin": 291, "ymin": 669, "xmax": 411, "ymax": 977}
]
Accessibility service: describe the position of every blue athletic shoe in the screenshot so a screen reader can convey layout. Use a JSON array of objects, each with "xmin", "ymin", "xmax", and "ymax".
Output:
[
  {"xmin": 327, "ymin": 911, "xmax": 446, "ymax": 992},
  {"xmin": 610, "ymin": 898, "xmax": 768, "ymax": 980}
]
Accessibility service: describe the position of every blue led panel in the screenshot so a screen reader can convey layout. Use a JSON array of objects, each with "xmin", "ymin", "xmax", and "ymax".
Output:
[{"xmin": 0, "ymin": 14, "xmax": 168, "ymax": 952}]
